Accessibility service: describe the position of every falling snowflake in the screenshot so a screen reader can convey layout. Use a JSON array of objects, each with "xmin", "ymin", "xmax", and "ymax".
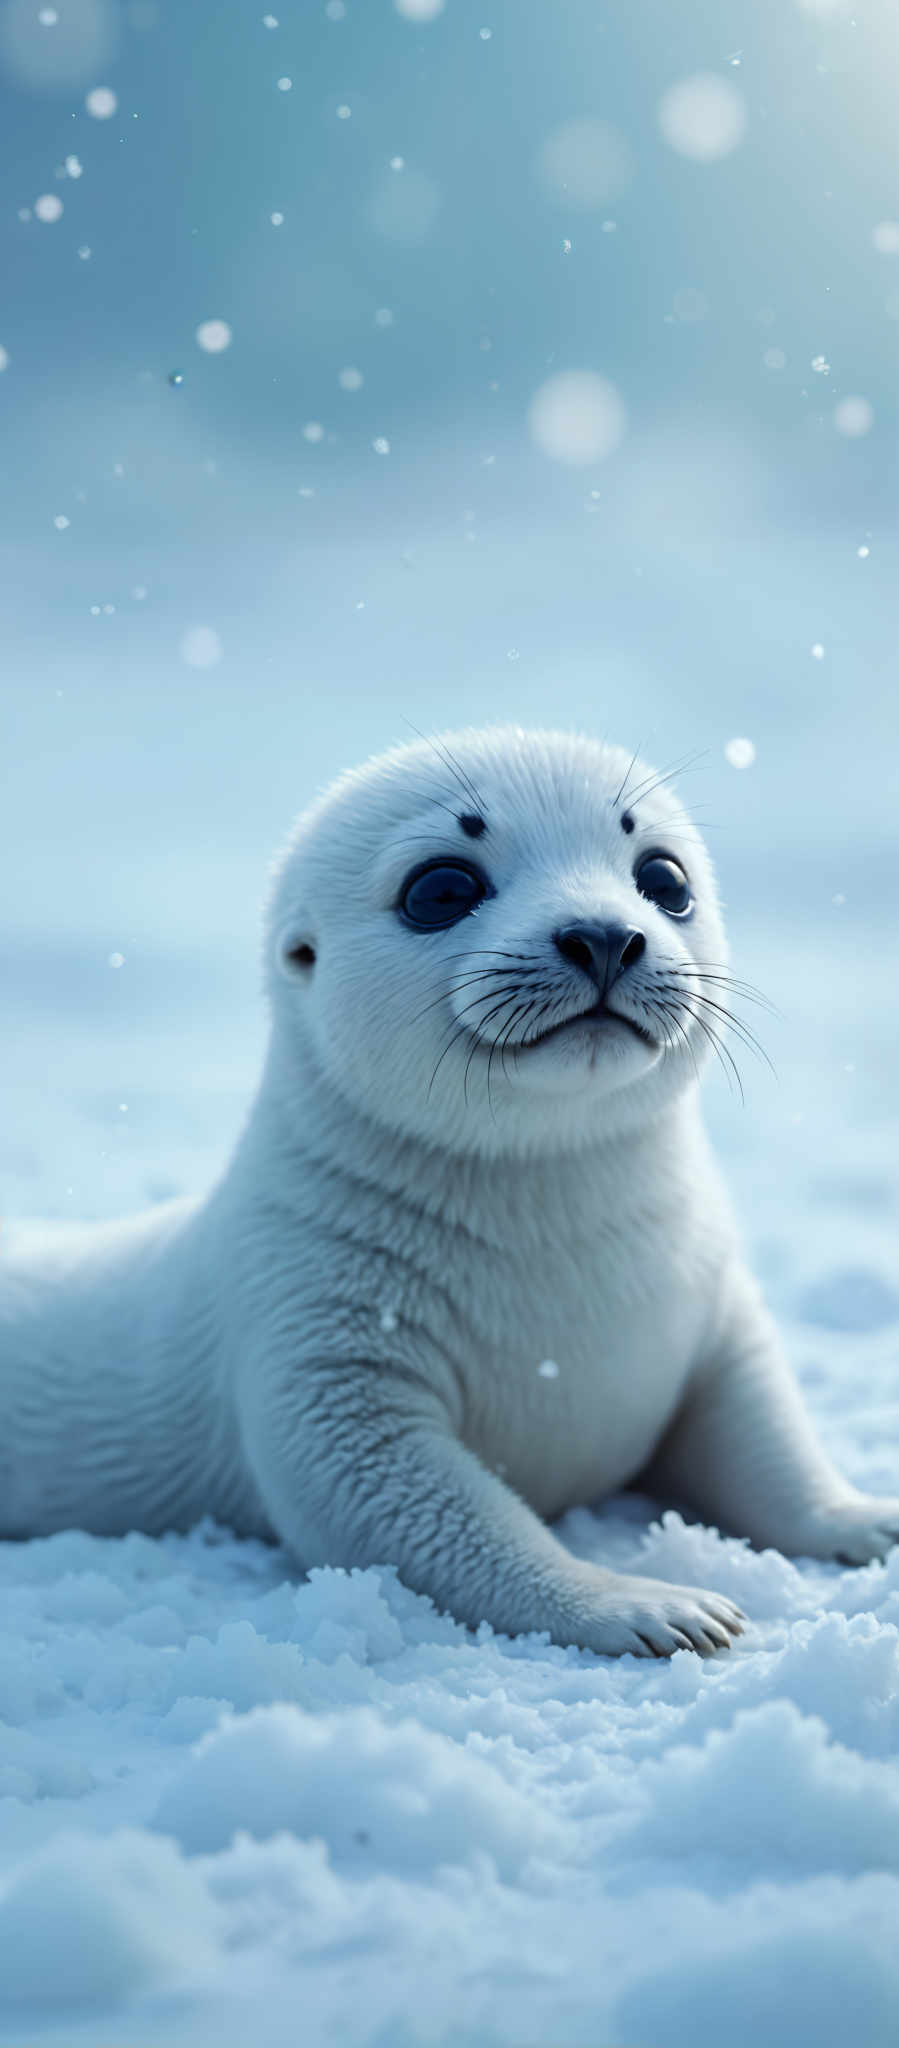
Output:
[
  {"xmin": 85, "ymin": 87, "xmax": 117, "ymax": 119},
  {"xmin": 195, "ymin": 319, "xmax": 232, "ymax": 354},
  {"xmin": 724, "ymin": 737, "xmax": 755, "ymax": 769}
]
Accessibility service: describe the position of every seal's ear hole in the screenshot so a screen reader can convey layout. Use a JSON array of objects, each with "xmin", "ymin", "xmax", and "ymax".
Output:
[{"xmin": 278, "ymin": 935, "xmax": 316, "ymax": 977}]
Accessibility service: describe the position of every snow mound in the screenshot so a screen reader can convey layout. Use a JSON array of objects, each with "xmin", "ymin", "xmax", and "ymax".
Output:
[
  {"xmin": 153, "ymin": 1699, "xmax": 568, "ymax": 1875},
  {"xmin": 0, "ymin": 1829, "xmax": 218, "ymax": 2013},
  {"xmin": 624, "ymin": 1697, "xmax": 899, "ymax": 1877}
]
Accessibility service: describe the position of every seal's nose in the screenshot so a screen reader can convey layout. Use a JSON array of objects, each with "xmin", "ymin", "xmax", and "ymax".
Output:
[{"xmin": 553, "ymin": 921, "xmax": 646, "ymax": 998}]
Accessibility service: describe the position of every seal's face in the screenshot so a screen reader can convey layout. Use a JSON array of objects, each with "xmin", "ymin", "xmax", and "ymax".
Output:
[{"xmin": 269, "ymin": 728, "xmax": 730, "ymax": 1154}]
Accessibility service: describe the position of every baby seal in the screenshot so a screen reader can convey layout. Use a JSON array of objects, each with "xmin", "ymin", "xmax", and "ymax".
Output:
[{"xmin": 3, "ymin": 726, "xmax": 898, "ymax": 1658}]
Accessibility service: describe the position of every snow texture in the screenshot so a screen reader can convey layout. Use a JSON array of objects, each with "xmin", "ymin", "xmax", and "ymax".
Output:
[
  {"xmin": 2, "ymin": 1006, "xmax": 899, "ymax": 2048},
  {"xmin": 1, "ymin": 769, "xmax": 897, "ymax": 2048}
]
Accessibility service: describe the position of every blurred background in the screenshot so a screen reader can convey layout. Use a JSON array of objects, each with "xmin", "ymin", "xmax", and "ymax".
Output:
[{"xmin": 1, "ymin": 0, "xmax": 897, "ymax": 1359}]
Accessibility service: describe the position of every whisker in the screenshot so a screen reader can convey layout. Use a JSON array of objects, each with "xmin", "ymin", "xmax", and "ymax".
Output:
[
  {"xmin": 409, "ymin": 966, "xmax": 524, "ymax": 1030},
  {"xmin": 399, "ymin": 789, "xmax": 472, "ymax": 825},
  {"xmin": 488, "ymin": 996, "xmax": 535, "ymax": 1110},
  {"xmin": 676, "ymin": 990, "xmax": 777, "ymax": 1077},
  {"xmin": 462, "ymin": 992, "xmax": 521, "ymax": 1105},
  {"xmin": 668, "ymin": 968, "xmax": 781, "ymax": 1020},
  {"xmin": 651, "ymin": 996, "xmax": 702, "ymax": 1085},
  {"xmin": 611, "ymin": 738, "xmax": 647, "ymax": 810},
  {"xmin": 668, "ymin": 965, "xmax": 781, "ymax": 1019},
  {"xmin": 400, "ymin": 718, "xmax": 487, "ymax": 817},
  {"xmin": 683, "ymin": 1003, "xmax": 746, "ymax": 1104},
  {"xmin": 425, "ymin": 986, "xmax": 521, "ymax": 1100},
  {"xmin": 619, "ymin": 748, "xmax": 710, "ymax": 812}
]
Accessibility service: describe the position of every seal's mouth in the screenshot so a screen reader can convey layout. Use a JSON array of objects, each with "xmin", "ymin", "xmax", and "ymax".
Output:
[{"xmin": 521, "ymin": 1003, "xmax": 659, "ymax": 1053}]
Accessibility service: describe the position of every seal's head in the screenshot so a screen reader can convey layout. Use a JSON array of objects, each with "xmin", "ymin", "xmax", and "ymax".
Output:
[{"xmin": 267, "ymin": 727, "xmax": 729, "ymax": 1154}]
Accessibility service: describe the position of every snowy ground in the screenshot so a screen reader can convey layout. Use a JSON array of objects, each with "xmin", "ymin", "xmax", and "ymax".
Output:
[{"xmin": 1, "ymin": 885, "xmax": 898, "ymax": 2048}]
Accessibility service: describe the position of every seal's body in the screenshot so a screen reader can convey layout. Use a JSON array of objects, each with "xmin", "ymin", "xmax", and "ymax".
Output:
[{"xmin": 3, "ymin": 728, "xmax": 897, "ymax": 1656}]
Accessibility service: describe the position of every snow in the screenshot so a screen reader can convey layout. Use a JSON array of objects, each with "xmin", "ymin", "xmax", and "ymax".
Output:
[
  {"xmin": 195, "ymin": 320, "xmax": 232, "ymax": 356},
  {"xmin": 2, "ymin": 910, "xmax": 899, "ymax": 2045},
  {"xmin": 3, "ymin": 1491, "xmax": 899, "ymax": 2043},
  {"xmin": 1, "ymin": 757, "xmax": 898, "ymax": 2048},
  {"xmin": 2, "ymin": 0, "xmax": 899, "ymax": 2033},
  {"xmin": 724, "ymin": 736, "xmax": 756, "ymax": 769},
  {"xmin": 1, "ymin": 537, "xmax": 897, "ymax": 2048},
  {"xmin": 395, "ymin": 0, "xmax": 446, "ymax": 21},
  {"xmin": 85, "ymin": 86, "xmax": 117, "ymax": 119}
]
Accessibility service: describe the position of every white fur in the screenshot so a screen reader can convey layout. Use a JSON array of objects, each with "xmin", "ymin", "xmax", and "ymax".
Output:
[{"xmin": 3, "ymin": 727, "xmax": 897, "ymax": 1657}]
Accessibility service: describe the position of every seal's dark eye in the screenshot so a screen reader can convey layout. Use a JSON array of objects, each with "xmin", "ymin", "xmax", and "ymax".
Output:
[
  {"xmin": 635, "ymin": 854, "xmax": 693, "ymax": 918},
  {"xmin": 399, "ymin": 861, "xmax": 488, "ymax": 930}
]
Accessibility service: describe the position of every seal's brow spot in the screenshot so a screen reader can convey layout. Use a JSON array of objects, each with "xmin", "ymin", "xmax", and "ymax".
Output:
[
  {"xmin": 458, "ymin": 812, "xmax": 487, "ymax": 839},
  {"xmin": 620, "ymin": 811, "xmax": 635, "ymax": 835},
  {"xmin": 286, "ymin": 942, "xmax": 316, "ymax": 968}
]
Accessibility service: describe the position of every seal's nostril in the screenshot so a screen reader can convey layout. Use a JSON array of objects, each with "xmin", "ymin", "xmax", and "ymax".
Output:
[
  {"xmin": 554, "ymin": 931, "xmax": 595, "ymax": 975},
  {"xmin": 620, "ymin": 930, "xmax": 646, "ymax": 971}
]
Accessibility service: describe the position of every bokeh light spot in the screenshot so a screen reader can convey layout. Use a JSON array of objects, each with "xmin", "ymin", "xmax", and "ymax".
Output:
[
  {"xmin": 658, "ymin": 74, "xmax": 746, "ymax": 162},
  {"xmin": 528, "ymin": 371, "xmax": 627, "ymax": 467}
]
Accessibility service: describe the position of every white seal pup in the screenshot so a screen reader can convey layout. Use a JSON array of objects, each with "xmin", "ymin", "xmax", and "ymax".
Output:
[{"xmin": 3, "ymin": 726, "xmax": 898, "ymax": 1658}]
